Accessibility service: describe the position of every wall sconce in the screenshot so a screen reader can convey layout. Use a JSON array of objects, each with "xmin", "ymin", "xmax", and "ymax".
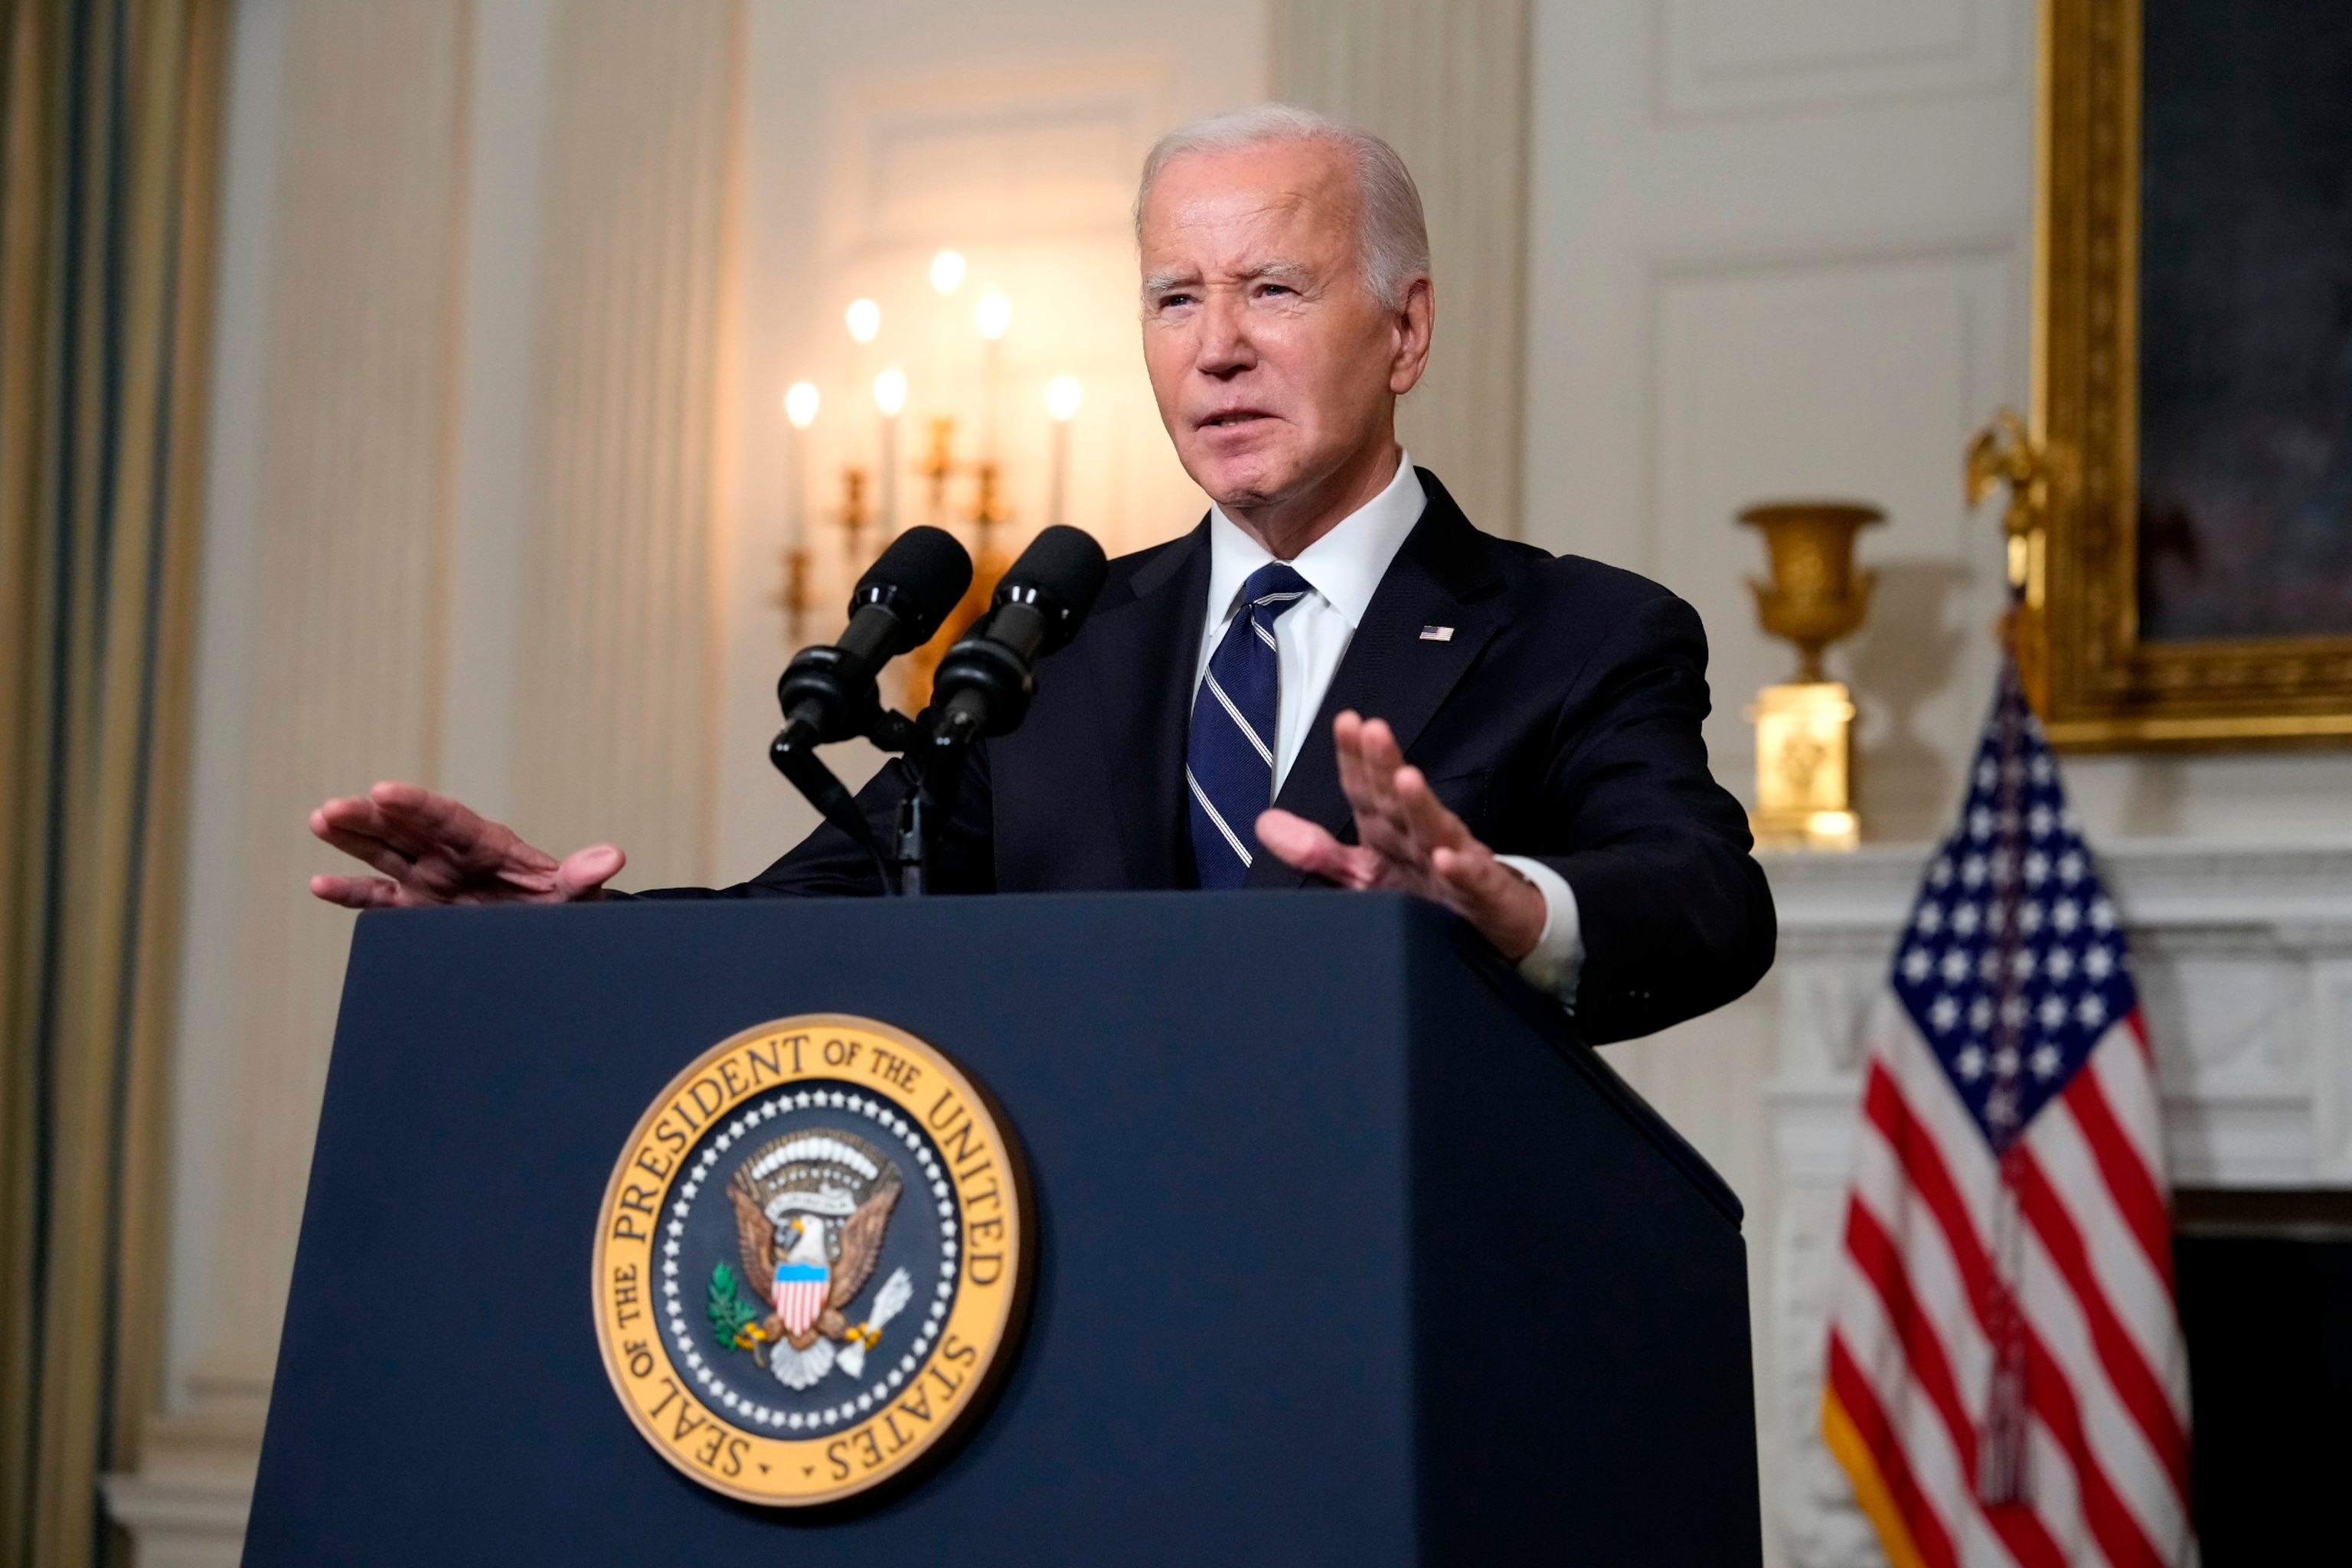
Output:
[
  {"xmin": 975, "ymin": 292, "xmax": 1011, "ymax": 341},
  {"xmin": 844, "ymin": 297, "xmax": 880, "ymax": 344},
  {"xmin": 929, "ymin": 250, "xmax": 965, "ymax": 294}
]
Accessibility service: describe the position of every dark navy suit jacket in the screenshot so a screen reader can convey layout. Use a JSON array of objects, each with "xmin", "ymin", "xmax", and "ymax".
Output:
[{"xmin": 663, "ymin": 470, "xmax": 1775, "ymax": 1044}]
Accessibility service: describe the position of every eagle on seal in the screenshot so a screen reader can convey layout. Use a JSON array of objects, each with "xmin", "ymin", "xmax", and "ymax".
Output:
[{"xmin": 725, "ymin": 1130, "xmax": 906, "ymax": 1389}]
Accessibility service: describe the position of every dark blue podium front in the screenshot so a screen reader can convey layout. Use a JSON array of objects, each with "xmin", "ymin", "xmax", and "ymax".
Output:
[{"xmin": 247, "ymin": 891, "xmax": 1760, "ymax": 1564}]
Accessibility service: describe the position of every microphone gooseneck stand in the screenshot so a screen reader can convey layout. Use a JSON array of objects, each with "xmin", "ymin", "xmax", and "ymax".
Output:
[
  {"xmin": 768, "ymin": 526, "xmax": 973, "ymax": 897},
  {"xmin": 771, "ymin": 525, "xmax": 1109, "ymax": 898},
  {"xmin": 890, "ymin": 526, "xmax": 1110, "ymax": 896}
]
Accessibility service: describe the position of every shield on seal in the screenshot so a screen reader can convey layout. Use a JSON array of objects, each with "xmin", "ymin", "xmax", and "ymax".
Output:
[{"xmin": 773, "ymin": 1259, "xmax": 828, "ymax": 1337}]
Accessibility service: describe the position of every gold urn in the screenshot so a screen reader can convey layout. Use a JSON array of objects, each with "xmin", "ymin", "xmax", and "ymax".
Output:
[
  {"xmin": 1737, "ymin": 501, "xmax": 1883, "ymax": 851},
  {"xmin": 1740, "ymin": 501, "xmax": 1883, "ymax": 682}
]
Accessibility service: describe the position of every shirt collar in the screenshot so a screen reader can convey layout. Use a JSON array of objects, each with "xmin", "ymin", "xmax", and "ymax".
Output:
[{"xmin": 1204, "ymin": 451, "xmax": 1426, "ymax": 630}]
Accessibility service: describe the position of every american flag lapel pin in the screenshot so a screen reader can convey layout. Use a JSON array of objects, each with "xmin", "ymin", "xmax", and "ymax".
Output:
[{"xmin": 1419, "ymin": 625, "xmax": 1455, "ymax": 642}]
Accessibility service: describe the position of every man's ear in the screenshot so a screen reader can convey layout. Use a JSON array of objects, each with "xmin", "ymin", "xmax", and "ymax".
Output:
[{"xmin": 1390, "ymin": 275, "xmax": 1434, "ymax": 396}]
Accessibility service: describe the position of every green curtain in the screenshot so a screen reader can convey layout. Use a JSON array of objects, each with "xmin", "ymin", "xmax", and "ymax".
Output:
[{"xmin": 0, "ymin": 1, "xmax": 224, "ymax": 1563}]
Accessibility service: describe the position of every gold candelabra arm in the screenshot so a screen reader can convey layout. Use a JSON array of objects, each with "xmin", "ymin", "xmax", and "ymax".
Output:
[
  {"xmin": 969, "ymin": 460, "xmax": 1010, "ymax": 562},
  {"xmin": 775, "ymin": 544, "xmax": 812, "ymax": 644},
  {"xmin": 836, "ymin": 466, "xmax": 872, "ymax": 566},
  {"xmin": 918, "ymin": 416, "xmax": 956, "ymax": 524}
]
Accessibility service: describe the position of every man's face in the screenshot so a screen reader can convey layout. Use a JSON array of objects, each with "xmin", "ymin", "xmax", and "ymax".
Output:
[{"xmin": 1137, "ymin": 139, "xmax": 1419, "ymax": 513}]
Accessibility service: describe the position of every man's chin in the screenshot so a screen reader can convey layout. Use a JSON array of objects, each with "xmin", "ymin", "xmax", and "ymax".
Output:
[{"xmin": 1184, "ymin": 452, "xmax": 1301, "ymax": 515}]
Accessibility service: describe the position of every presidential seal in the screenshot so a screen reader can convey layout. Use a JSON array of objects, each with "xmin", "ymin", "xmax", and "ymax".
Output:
[{"xmin": 593, "ymin": 1014, "xmax": 1034, "ymax": 1506}]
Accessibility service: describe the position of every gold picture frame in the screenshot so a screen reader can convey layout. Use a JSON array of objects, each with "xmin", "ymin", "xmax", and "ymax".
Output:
[{"xmin": 2007, "ymin": 0, "xmax": 2352, "ymax": 748}]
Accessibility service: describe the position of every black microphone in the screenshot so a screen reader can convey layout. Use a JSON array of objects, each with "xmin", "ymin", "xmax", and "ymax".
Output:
[
  {"xmin": 929, "ymin": 525, "xmax": 1109, "ymax": 742},
  {"xmin": 775, "ymin": 525, "xmax": 972, "ymax": 744}
]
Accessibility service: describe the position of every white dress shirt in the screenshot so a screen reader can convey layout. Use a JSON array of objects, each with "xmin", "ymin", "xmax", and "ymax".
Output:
[{"xmin": 1193, "ymin": 452, "xmax": 1586, "ymax": 1008}]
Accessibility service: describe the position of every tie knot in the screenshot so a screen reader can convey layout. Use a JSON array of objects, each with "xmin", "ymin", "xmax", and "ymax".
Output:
[{"xmin": 1240, "ymin": 562, "xmax": 1312, "ymax": 617}]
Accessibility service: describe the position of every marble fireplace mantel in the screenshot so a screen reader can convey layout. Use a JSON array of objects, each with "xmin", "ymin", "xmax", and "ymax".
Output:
[
  {"xmin": 1759, "ymin": 838, "xmax": 2352, "ymax": 1566},
  {"xmin": 1766, "ymin": 839, "xmax": 2352, "ymax": 1189}
]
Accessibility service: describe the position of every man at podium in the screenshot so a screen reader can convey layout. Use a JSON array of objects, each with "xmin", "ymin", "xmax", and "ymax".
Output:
[{"xmin": 305, "ymin": 104, "xmax": 1773, "ymax": 1045}]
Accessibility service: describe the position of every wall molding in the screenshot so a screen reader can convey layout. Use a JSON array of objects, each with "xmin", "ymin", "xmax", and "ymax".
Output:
[{"xmin": 1655, "ymin": 0, "xmax": 2020, "ymax": 122}]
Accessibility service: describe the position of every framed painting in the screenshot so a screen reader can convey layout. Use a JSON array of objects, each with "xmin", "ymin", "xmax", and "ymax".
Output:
[{"xmin": 2011, "ymin": 0, "xmax": 2352, "ymax": 746}]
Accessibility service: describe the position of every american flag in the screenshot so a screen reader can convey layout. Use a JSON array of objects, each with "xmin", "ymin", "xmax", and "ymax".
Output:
[{"xmin": 1822, "ymin": 672, "xmax": 2192, "ymax": 1566}]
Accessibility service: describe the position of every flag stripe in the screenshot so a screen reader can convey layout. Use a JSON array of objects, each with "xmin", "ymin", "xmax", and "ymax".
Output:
[
  {"xmin": 2025, "ymin": 1419, "xmax": 2101, "ymax": 1568},
  {"xmin": 2020, "ymin": 1093, "xmax": 2193, "ymax": 1429},
  {"xmin": 2009, "ymin": 1205, "xmax": 2188, "ymax": 1553},
  {"xmin": 2018, "ymin": 1325, "xmax": 2167, "ymax": 1568},
  {"xmin": 1823, "ymin": 1386, "xmax": 1936, "ymax": 1568},
  {"xmin": 1857, "ymin": 1040, "xmax": 2174, "ymax": 1568},
  {"xmin": 1827, "ymin": 1338, "xmax": 1959, "ymax": 1568},
  {"xmin": 1849, "ymin": 1119, "xmax": 1991, "ymax": 1389},
  {"xmin": 2071, "ymin": 1035, "xmax": 2176, "ymax": 1288},
  {"xmin": 1842, "ymin": 1197, "xmax": 2066, "ymax": 1568}
]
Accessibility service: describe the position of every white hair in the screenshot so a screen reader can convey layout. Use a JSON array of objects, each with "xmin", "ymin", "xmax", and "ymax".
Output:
[{"xmin": 1135, "ymin": 103, "xmax": 1431, "ymax": 311}]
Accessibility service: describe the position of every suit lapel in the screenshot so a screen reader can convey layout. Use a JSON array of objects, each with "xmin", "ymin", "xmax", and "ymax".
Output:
[
  {"xmin": 1247, "ymin": 478, "xmax": 1504, "ymax": 888},
  {"xmin": 1083, "ymin": 522, "xmax": 1210, "ymax": 888}
]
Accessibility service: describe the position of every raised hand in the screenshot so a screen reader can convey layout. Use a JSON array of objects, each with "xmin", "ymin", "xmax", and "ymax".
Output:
[
  {"xmin": 1256, "ymin": 710, "xmax": 1547, "ymax": 962},
  {"xmin": 307, "ymin": 782, "xmax": 624, "ymax": 909}
]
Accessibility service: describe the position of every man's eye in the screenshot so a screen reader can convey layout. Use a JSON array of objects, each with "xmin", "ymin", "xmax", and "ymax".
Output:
[
  {"xmin": 1156, "ymin": 292, "xmax": 1196, "ymax": 310},
  {"xmin": 1257, "ymin": 283, "xmax": 1294, "ymax": 299}
]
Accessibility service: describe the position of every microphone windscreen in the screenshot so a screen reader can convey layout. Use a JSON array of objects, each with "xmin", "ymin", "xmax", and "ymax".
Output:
[
  {"xmin": 1001, "ymin": 525, "xmax": 1108, "ymax": 615},
  {"xmin": 855, "ymin": 525, "xmax": 974, "ymax": 644}
]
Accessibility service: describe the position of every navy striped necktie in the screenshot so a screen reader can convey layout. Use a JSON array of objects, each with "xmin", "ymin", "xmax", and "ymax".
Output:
[{"xmin": 1187, "ymin": 563, "xmax": 1312, "ymax": 888}]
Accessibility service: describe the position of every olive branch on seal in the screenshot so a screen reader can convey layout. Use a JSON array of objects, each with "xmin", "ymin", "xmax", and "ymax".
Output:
[{"xmin": 707, "ymin": 1261, "xmax": 770, "ymax": 1360}]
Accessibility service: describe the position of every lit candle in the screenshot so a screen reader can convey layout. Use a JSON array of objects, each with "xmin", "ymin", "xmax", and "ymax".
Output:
[
  {"xmin": 872, "ymin": 368, "xmax": 907, "ymax": 540},
  {"xmin": 782, "ymin": 381, "xmax": 820, "ymax": 640},
  {"xmin": 975, "ymin": 292, "xmax": 1011, "ymax": 460},
  {"xmin": 1045, "ymin": 374, "xmax": 1081, "ymax": 531},
  {"xmin": 843, "ymin": 299, "xmax": 884, "ymax": 556}
]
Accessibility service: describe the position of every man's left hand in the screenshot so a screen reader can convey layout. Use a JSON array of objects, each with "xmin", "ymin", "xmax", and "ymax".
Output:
[{"xmin": 1257, "ymin": 710, "xmax": 1548, "ymax": 962}]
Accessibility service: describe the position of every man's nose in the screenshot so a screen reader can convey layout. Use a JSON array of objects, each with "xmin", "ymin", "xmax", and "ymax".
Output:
[{"xmin": 1195, "ymin": 289, "xmax": 1255, "ymax": 377}]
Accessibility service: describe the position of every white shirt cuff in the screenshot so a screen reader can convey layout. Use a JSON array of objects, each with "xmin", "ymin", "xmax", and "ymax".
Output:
[{"xmin": 1494, "ymin": 854, "xmax": 1584, "ymax": 1011}]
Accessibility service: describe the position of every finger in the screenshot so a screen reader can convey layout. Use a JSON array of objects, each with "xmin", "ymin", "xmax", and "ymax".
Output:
[
  {"xmin": 308, "ymin": 873, "xmax": 407, "ymax": 910},
  {"xmin": 1330, "ymin": 711, "xmax": 1375, "ymax": 816},
  {"xmin": 1331, "ymin": 712, "xmax": 1411, "ymax": 854},
  {"xmin": 309, "ymin": 807, "xmax": 423, "ymax": 880},
  {"xmin": 311, "ymin": 794, "xmax": 400, "ymax": 848},
  {"xmin": 371, "ymin": 782, "xmax": 557, "ymax": 874},
  {"xmin": 1353, "ymin": 757, "xmax": 1436, "ymax": 873},
  {"xmin": 550, "ymin": 844, "xmax": 626, "ymax": 901},
  {"xmin": 1391, "ymin": 763, "xmax": 1475, "ymax": 856},
  {"xmin": 1351, "ymin": 718, "xmax": 1418, "ymax": 837},
  {"xmin": 1254, "ymin": 809, "xmax": 1383, "ymax": 888},
  {"xmin": 366, "ymin": 781, "xmax": 493, "ymax": 855},
  {"xmin": 1430, "ymin": 844, "xmax": 1547, "ymax": 960}
]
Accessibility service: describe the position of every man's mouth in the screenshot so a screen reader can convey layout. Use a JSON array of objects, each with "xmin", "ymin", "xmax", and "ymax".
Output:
[{"xmin": 1199, "ymin": 409, "xmax": 1273, "ymax": 430}]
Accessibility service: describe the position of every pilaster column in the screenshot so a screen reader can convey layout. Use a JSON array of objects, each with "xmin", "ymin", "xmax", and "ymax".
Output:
[{"xmin": 1272, "ymin": 0, "xmax": 1530, "ymax": 536}]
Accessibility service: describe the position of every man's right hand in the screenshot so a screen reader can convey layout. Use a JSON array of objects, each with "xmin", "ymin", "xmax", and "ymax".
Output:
[{"xmin": 307, "ymin": 782, "xmax": 624, "ymax": 908}]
